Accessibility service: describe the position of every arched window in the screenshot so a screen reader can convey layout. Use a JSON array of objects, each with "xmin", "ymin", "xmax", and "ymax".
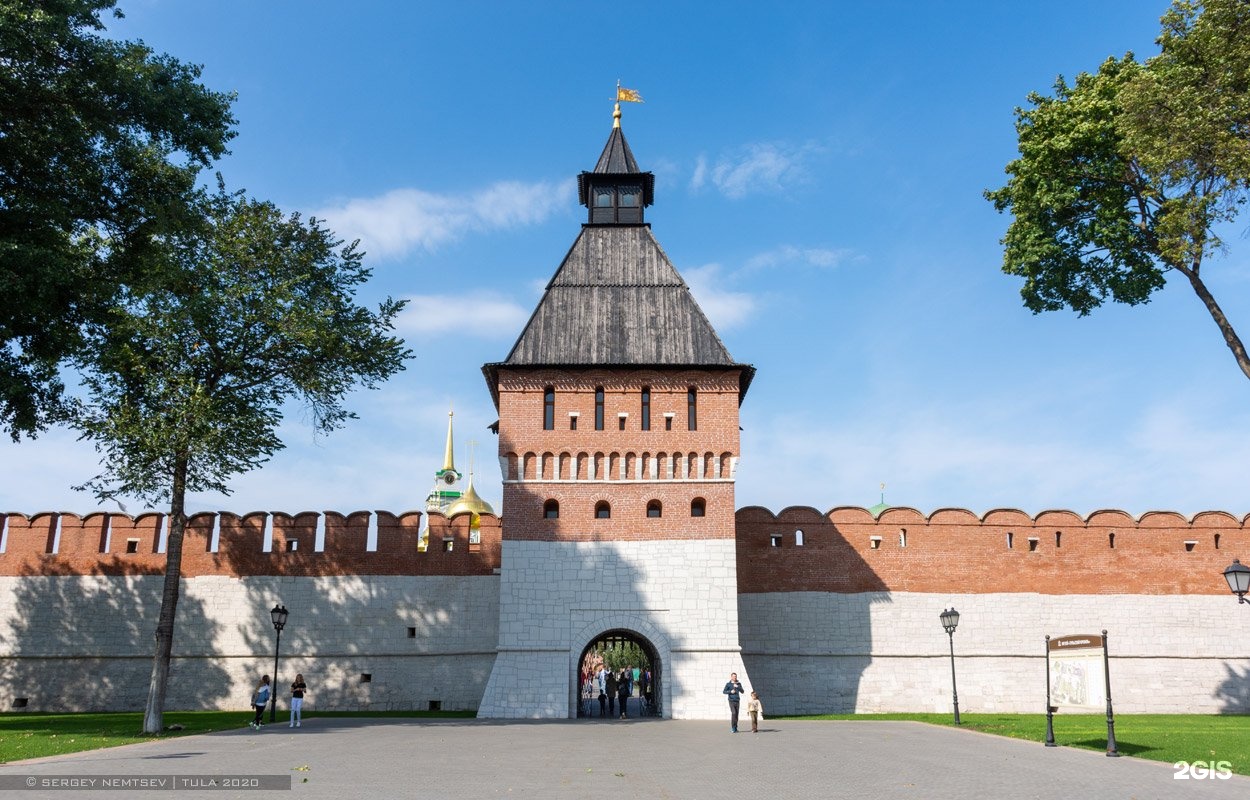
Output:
[
  {"xmin": 641, "ymin": 387, "xmax": 651, "ymax": 431},
  {"xmin": 594, "ymin": 386, "xmax": 605, "ymax": 430},
  {"xmin": 543, "ymin": 499, "xmax": 559, "ymax": 519},
  {"xmin": 543, "ymin": 387, "xmax": 555, "ymax": 430},
  {"xmin": 594, "ymin": 501, "xmax": 611, "ymax": 519},
  {"xmin": 687, "ymin": 387, "xmax": 697, "ymax": 431},
  {"xmin": 646, "ymin": 500, "xmax": 662, "ymax": 518},
  {"xmin": 690, "ymin": 498, "xmax": 706, "ymax": 517}
]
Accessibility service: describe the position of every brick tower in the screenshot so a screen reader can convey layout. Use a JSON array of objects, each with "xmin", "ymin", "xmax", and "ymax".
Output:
[{"xmin": 476, "ymin": 101, "xmax": 755, "ymax": 719}]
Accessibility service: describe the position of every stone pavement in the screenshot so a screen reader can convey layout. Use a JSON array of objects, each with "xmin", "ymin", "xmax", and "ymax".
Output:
[{"xmin": 3, "ymin": 717, "xmax": 1247, "ymax": 799}]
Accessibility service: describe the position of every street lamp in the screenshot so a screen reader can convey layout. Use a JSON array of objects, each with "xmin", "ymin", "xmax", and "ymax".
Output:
[
  {"xmin": 269, "ymin": 603, "xmax": 289, "ymax": 722},
  {"xmin": 1224, "ymin": 559, "xmax": 1250, "ymax": 606},
  {"xmin": 939, "ymin": 607, "xmax": 961, "ymax": 725}
]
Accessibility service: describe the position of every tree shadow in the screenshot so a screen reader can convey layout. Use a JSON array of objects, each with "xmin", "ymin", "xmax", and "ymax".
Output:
[
  {"xmin": 1214, "ymin": 662, "xmax": 1250, "ymax": 713},
  {"xmin": 736, "ymin": 506, "xmax": 889, "ymax": 715},
  {"xmin": 0, "ymin": 513, "xmax": 228, "ymax": 712}
]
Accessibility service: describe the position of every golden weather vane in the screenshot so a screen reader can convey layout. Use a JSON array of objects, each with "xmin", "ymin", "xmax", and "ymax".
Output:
[{"xmin": 613, "ymin": 80, "xmax": 643, "ymax": 127}]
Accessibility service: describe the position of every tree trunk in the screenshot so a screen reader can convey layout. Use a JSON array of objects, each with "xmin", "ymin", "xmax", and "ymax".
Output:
[
  {"xmin": 1183, "ymin": 269, "xmax": 1250, "ymax": 383},
  {"xmin": 142, "ymin": 454, "xmax": 189, "ymax": 734}
]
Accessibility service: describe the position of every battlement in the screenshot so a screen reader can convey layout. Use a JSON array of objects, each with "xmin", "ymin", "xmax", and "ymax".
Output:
[
  {"xmin": 0, "ymin": 511, "xmax": 501, "ymax": 578},
  {"xmin": 736, "ymin": 505, "xmax": 1249, "ymax": 595}
]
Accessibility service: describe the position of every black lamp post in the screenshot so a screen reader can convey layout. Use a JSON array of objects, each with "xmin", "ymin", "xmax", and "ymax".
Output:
[
  {"xmin": 940, "ymin": 607, "xmax": 961, "ymax": 725},
  {"xmin": 1224, "ymin": 559, "xmax": 1250, "ymax": 606},
  {"xmin": 269, "ymin": 603, "xmax": 289, "ymax": 722}
]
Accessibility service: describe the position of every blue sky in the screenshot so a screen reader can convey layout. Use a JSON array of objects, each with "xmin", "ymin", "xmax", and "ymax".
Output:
[{"xmin": 4, "ymin": 0, "xmax": 1250, "ymax": 519}]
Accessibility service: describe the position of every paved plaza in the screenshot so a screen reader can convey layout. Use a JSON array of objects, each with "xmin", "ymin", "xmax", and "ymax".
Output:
[{"xmin": 3, "ymin": 717, "xmax": 1247, "ymax": 799}]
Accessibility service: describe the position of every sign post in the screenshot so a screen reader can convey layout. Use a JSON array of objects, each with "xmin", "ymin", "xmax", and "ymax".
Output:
[{"xmin": 1046, "ymin": 632, "xmax": 1118, "ymax": 756}]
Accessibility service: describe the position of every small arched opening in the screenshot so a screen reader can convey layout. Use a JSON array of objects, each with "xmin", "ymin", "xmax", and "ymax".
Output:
[{"xmin": 575, "ymin": 629, "xmax": 662, "ymax": 719}]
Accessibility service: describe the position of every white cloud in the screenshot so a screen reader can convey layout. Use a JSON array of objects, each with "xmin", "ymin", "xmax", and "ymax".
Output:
[
  {"xmin": 690, "ymin": 154, "xmax": 708, "ymax": 191},
  {"xmin": 707, "ymin": 142, "xmax": 819, "ymax": 199},
  {"xmin": 396, "ymin": 292, "xmax": 530, "ymax": 340},
  {"xmin": 316, "ymin": 179, "xmax": 575, "ymax": 261},
  {"xmin": 744, "ymin": 245, "xmax": 857, "ymax": 271},
  {"xmin": 683, "ymin": 264, "xmax": 758, "ymax": 331}
]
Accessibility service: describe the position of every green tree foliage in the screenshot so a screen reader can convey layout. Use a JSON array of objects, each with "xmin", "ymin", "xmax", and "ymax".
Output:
[
  {"xmin": 0, "ymin": 0, "xmax": 235, "ymax": 438},
  {"xmin": 72, "ymin": 185, "xmax": 411, "ymax": 733},
  {"xmin": 986, "ymin": 0, "xmax": 1250, "ymax": 382}
]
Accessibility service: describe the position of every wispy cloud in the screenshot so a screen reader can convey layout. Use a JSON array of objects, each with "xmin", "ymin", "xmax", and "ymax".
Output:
[
  {"xmin": 695, "ymin": 142, "xmax": 821, "ymax": 199},
  {"xmin": 396, "ymin": 292, "xmax": 529, "ymax": 339},
  {"xmin": 683, "ymin": 264, "xmax": 758, "ymax": 330},
  {"xmin": 690, "ymin": 154, "xmax": 708, "ymax": 191},
  {"xmin": 744, "ymin": 245, "xmax": 858, "ymax": 271},
  {"xmin": 316, "ymin": 179, "xmax": 575, "ymax": 261}
]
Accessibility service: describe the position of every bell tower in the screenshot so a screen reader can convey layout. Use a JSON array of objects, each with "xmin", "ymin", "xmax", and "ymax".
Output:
[{"xmin": 477, "ymin": 100, "xmax": 755, "ymax": 719}]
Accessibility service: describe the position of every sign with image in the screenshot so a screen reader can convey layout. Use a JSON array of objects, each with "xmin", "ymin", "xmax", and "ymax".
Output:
[{"xmin": 1047, "ymin": 634, "xmax": 1106, "ymax": 709}]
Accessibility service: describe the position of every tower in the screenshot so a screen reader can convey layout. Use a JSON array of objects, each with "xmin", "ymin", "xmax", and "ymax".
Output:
[
  {"xmin": 476, "ymin": 101, "xmax": 755, "ymax": 719},
  {"xmin": 425, "ymin": 411, "xmax": 463, "ymax": 515}
]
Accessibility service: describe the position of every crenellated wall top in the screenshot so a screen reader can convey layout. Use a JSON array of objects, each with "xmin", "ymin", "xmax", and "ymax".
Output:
[{"xmin": 735, "ymin": 505, "xmax": 1250, "ymax": 528}]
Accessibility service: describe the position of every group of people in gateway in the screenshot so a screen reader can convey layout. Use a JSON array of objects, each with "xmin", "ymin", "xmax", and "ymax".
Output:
[{"xmin": 580, "ymin": 662, "xmax": 655, "ymax": 718}]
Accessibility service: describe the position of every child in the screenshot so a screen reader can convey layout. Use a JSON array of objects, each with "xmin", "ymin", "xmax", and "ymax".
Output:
[
  {"xmin": 249, "ymin": 675, "xmax": 271, "ymax": 729},
  {"xmin": 747, "ymin": 690, "xmax": 763, "ymax": 733}
]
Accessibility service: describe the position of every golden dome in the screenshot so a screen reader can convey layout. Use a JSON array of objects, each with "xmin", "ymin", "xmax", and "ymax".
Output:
[{"xmin": 446, "ymin": 475, "xmax": 494, "ymax": 518}]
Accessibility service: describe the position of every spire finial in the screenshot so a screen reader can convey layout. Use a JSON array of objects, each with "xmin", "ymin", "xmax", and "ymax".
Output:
[{"xmin": 441, "ymin": 409, "xmax": 456, "ymax": 473}]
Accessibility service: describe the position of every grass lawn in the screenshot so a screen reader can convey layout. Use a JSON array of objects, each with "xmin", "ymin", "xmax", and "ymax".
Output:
[
  {"xmin": 0, "ymin": 710, "xmax": 474, "ymax": 764},
  {"xmin": 784, "ymin": 713, "xmax": 1250, "ymax": 775}
]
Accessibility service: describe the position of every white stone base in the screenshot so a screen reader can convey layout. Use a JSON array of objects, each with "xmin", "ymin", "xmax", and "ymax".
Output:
[
  {"xmin": 740, "ymin": 591, "xmax": 1250, "ymax": 715},
  {"xmin": 477, "ymin": 539, "xmax": 750, "ymax": 720}
]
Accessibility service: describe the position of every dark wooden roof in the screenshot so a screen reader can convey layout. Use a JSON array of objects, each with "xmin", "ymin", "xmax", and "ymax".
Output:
[
  {"xmin": 593, "ymin": 126, "xmax": 640, "ymax": 173},
  {"xmin": 577, "ymin": 125, "xmax": 655, "ymax": 207},
  {"xmin": 484, "ymin": 226, "xmax": 753, "ymax": 404},
  {"xmin": 505, "ymin": 226, "xmax": 737, "ymax": 365}
]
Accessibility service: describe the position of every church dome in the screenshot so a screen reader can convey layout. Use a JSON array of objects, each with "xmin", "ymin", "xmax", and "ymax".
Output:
[{"xmin": 446, "ymin": 476, "xmax": 494, "ymax": 518}]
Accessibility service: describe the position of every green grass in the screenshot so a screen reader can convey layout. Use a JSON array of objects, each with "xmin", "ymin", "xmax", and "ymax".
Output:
[
  {"xmin": 0, "ymin": 709, "xmax": 474, "ymax": 763},
  {"xmin": 782, "ymin": 713, "xmax": 1250, "ymax": 775}
]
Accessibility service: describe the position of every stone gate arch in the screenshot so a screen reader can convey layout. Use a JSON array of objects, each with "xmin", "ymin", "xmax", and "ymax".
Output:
[{"xmin": 569, "ymin": 615, "xmax": 672, "ymax": 719}]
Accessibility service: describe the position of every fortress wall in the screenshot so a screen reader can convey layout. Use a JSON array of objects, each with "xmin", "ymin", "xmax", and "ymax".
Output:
[
  {"xmin": 739, "ymin": 591, "xmax": 1250, "ymax": 715},
  {"xmin": 0, "ymin": 511, "xmax": 502, "ymax": 578},
  {"xmin": 0, "ymin": 572, "xmax": 500, "ymax": 713},
  {"xmin": 736, "ymin": 507, "xmax": 1248, "ymax": 595}
]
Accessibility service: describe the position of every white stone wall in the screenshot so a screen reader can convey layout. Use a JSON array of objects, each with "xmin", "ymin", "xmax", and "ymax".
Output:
[
  {"xmin": 739, "ymin": 592, "xmax": 1250, "ymax": 715},
  {"xmin": 0, "ymin": 574, "xmax": 499, "ymax": 713},
  {"xmin": 477, "ymin": 539, "xmax": 749, "ymax": 719}
]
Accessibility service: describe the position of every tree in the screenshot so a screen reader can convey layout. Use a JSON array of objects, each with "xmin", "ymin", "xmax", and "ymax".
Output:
[
  {"xmin": 0, "ymin": 0, "xmax": 235, "ymax": 438},
  {"xmin": 986, "ymin": 0, "xmax": 1250, "ymax": 382},
  {"xmin": 72, "ymin": 185, "xmax": 411, "ymax": 733}
]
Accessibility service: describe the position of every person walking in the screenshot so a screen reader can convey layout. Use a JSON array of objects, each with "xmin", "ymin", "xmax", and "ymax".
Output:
[
  {"xmin": 747, "ymin": 690, "xmax": 764, "ymax": 733},
  {"xmin": 289, "ymin": 673, "xmax": 307, "ymax": 728},
  {"xmin": 617, "ymin": 669, "xmax": 630, "ymax": 718},
  {"xmin": 605, "ymin": 669, "xmax": 618, "ymax": 718},
  {"xmin": 722, "ymin": 672, "xmax": 744, "ymax": 733},
  {"xmin": 596, "ymin": 665, "xmax": 608, "ymax": 717},
  {"xmin": 249, "ymin": 675, "xmax": 271, "ymax": 730}
]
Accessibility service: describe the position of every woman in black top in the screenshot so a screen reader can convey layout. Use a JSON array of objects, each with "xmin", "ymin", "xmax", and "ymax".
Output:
[{"xmin": 289, "ymin": 673, "xmax": 308, "ymax": 728}]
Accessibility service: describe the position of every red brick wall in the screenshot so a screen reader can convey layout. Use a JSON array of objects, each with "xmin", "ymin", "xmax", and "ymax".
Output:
[
  {"xmin": 0, "ymin": 511, "xmax": 501, "ymax": 578},
  {"xmin": 495, "ymin": 366, "xmax": 742, "ymax": 542},
  {"xmin": 3, "ymin": 504, "xmax": 1243, "ymax": 594},
  {"xmin": 737, "ymin": 506, "xmax": 1249, "ymax": 595}
]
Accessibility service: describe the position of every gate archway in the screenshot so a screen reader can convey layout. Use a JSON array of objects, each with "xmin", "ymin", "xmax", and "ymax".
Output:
[{"xmin": 576, "ymin": 629, "xmax": 661, "ymax": 719}]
